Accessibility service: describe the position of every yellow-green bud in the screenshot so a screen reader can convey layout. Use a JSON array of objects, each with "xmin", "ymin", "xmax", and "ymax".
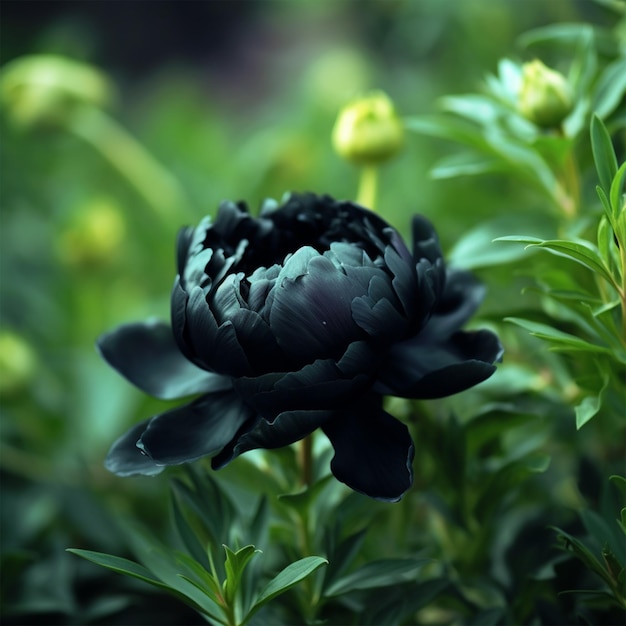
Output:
[
  {"xmin": 518, "ymin": 59, "xmax": 573, "ymax": 128},
  {"xmin": 332, "ymin": 91, "xmax": 404, "ymax": 166},
  {"xmin": 0, "ymin": 55, "xmax": 114, "ymax": 131},
  {"xmin": 57, "ymin": 197, "xmax": 126, "ymax": 269},
  {"xmin": 0, "ymin": 331, "xmax": 37, "ymax": 396}
]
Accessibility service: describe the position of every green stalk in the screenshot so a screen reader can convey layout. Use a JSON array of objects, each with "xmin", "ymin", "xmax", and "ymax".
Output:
[
  {"xmin": 299, "ymin": 434, "xmax": 314, "ymax": 488},
  {"xmin": 68, "ymin": 105, "xmax": 189, "ymax": 220},
  {"xmin": 357, "ymin": 165, "xmax": 379, "ymax": 210}
]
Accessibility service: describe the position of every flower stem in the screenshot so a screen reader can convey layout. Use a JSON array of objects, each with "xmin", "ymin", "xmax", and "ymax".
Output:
[
  {"xmin": 67, "ymin": 105, "xmax": 189, "ymax": 220},
  {"xmin": 299, "ymin": 434, "xmax": 314, "ymax": 488},
  {"xmin": 357, "ymin": 165, "xmax": 379, "ymax": 210}
]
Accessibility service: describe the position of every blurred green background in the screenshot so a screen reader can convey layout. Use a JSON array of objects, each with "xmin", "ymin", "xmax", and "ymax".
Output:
[{"xmin": 1, "ymin": 1, "xmax": 622, "ymax": 624}]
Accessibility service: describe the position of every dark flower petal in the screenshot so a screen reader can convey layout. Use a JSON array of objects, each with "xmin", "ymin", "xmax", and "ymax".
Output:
[
  {"xmin": 104, "ymin": 419, "xmax": 164, "ymax": 477},
  {"xmin": 185, "ymin": 286, "xmax": 251, "ymax": 376},
  {"xmin": 429, "ymin": 269, "xmax": 486, "ymax": 337},
  {"xmin": 385, "ymin": 229, "xmax": 419, "ymax": 319},
  {"xmin": 351, "ymin": 287, "xmax": 407, "ymax": 339},
  {"xmin": 375, "ymin": 329, "xmax": 503, "ymax": 399},
  {"xmin": 137, "ymin": 391, "xmax": 254, "ymax": 465},
  {"xmin": 412, "ymin": 215, "xmax": 443, "ymax": 266},
  {"xmin": 269, "ymin": 248, "xmax": 365, "ymax": 361},
  {"xmin": 97, "ymin": 320, "xmax": 231, "ymax": 399},
  {"xmin": 212, "ymin": 409, "xmax": 333, "ymax": 469},
  {"xmin": 230, "ymin": 308, "xmax": 286, "ymax": 374},
  {"xmin": 322, "ymin": 394, "xmax": 414, "ymax": 502},
  {"xmin": 234, "ymin": 353, "xmax": 372, "ymax": 415},
  {"xmin": 176, "ymin": 225, "xmax": 195, "ymax": 276}
]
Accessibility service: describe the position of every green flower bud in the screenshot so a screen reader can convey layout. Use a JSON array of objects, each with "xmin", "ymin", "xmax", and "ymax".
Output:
[
  {"xmin": 518, "ymin": 59, "xmax": 573, "ymax": 128},
  {"xmin": 0, "ymin": 331, "xmax": 37, "ymax": 396},
  {"xmin": 0, "ymin": 55, "xmax": 114, "ymax": 131},
  {"xmin": 57, "ymin": 197, "xmax": 126, "ymax": 269},
  {"xmin": 332, "ymin": 91, "xmax": 404, "ymax": 166}
]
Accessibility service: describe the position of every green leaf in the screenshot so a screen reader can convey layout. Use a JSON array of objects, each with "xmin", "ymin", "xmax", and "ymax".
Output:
[
  {"xmin": 250, "ymin": 556, "xmax": 328, "ymax": 613},
  {"xmin": 575, "ymin": 374, "xmax": 608, "ymax": 429},
  {"xmin": 609, "ymin": 475, "xmax": 626, "ymax": 499},
  {"xmin": 170, "ymin": 490, "xmax": 211, "ymax": 571},
  {"xmin": 324, "ymin": 558, "xmax": 427, "ymax": 597},
  {"xmin": 430, "ymin": 151, "xmax": 502, "ymax": 179},
  {"xmin": 451, "ymin": 215, "xmax": 555, "ymax": 269},
  {"xmin": 551, "ymin": 527, "xmax": 610, "ymax": 581},
  {"xmin": 610, "ymin": 162, "xmax": 626, "ymax": 223},
  {"xmin": 439, "ymin": 93, "xmax": 513, "ymax": 126},
  {"xmin": 175, "ymin": 576, "xmax": 228, "ymax": 625},
  {"xmin": 518, "ymin": 22, "xmax": 595, "ymax": 49},
  {"xmin": 581, "ymin": 509, "xmax": 626, "ymax": 569},
  {"xmin": 597, "ymin": 216, "xmax": 618, "ymax": 276},
  {"xmin": 67, "ymin": 549, "xmax": 163, "ymax": 588},
  {"xmin": 223, "ymin": 545, "xmax": 260, "ymax": 606},
  {"xmin": 367, "ymin": 579, "xmax": 450, "ymax": 626},
  {"xmin": 591, "ymin": 56, "xmax": 626, "ymax": 119},
  {"xmin": 495, "ymin": 236, "xmax": 615, "ymax": 286},
  {"xmin": 404, "ymin": 115, "xmax": 489, "ymax": 149},
  {"xmin": 67, "ymin": 548, "xmax": 217, "ymax": 619},
  {"xmin": 505, "ymin": 317, "xmax": 613, "ymax": 355},
  {"xmin": 173, "ymin": 552, "xmax": 223, "ymax": 602},
  {"xmin": 591, "ymin": 114, "xmax": 618, "ymax": 195},
  {"xmin": 278, "ymin": 475, "xmax": 334, "ymax": 518},
  {"xmin": 323, "ymin": 528, "xmax": 368, "ymax": 590},
  {"xmin": 596, "ymin": 185, "xmax": 613, "ymax": 221},
  {"xmin": 575, "ymin": 394, "xmax": 603, "ymax": 430}
]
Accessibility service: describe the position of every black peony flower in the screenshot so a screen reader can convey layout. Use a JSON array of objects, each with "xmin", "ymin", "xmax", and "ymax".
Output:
[{"xmin": 99, "ymin": 193, "xmax": 502, "ymax": 501}]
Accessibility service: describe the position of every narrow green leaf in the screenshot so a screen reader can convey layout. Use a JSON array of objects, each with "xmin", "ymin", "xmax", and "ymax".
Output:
[
  {"xmin": 252, "ymin": 556, "xmax": 328, "ymax": 610},
  {"xmin": 439, "ymin": 93, "xmax": 509, "ymax": 125},
  {"xmin": 278, "ymin": 475, "xmax": 334, "ymax": 518},
  {"xmin": 518, "ymin": 22, "xmax": 594, "ymax": 49},
  {"xmin": 609, "ymin": 162, "xmax": 626, "ymax": 220},
  {"xmin": 551, "ymin": 527, "xmax": 610, "ymax": 581},
  {"xmin": 496, "ymin": 236, "xmax": 615, "ymax": 286},
  {"xmin": 175, "ymin": 576, "xmax": 229, "ymax": 625},
  {"xmin": 609, "ymin": 475, "xmax": 626, "ymax": 499},
  {"xmin": 323, "ymin": 528, "xmax": 368, "ymax": 589},
  {"xmin": 485, "ymin": 131, "xmax": 558, "ymax": 198},
  {"xmin": 404, "ymin": 115, "xmax": 490, "ymax": 152},
  {"xmin": 430, "ymin": 152, "xmax": 502, "ymax": 179},
  {"xmin": 67, "ymin": 549, "xmax": 212, "ymax": 617},
  {"xmin": 596, "ymin": 185, "xmax": 613, "ymax": 223},
  {"xmin": 324, "ymin": 559, "xmax": 427, "ymax": 597},
  {"xmin": 170, "ymin": 491, "xmax": 211, "ymax": 571},
  {"xmin": 174, "ymin": 552, "xmax": 223, "ymax": 602},
  {"xmin": 575, "ymin": 373, "xmax": 608, "ymax": 430},
  {"xmin": 591, "ymin": 56, "xmax": 626, "ymax": 119},
  {"xmin": 223, "ymin": 545, "xmax": 260, "ymax": 606},
  {"xmin": 575, "ymin": 394, "xmax": 603, "ymax": 430},
  {"xmin": 597, "ymin": 216, "xmax": 617, "ymax": 275},
  {"xmin": 591, "ymin": 114, "xmax": 618, "ymax": 194},
  {"xmin": 581, "ymin": 509, "xmax": 625, "ymax": 569},
  {"xmin": 368, "ymin": 579, "xmax": 450, "ymax": 626},
  {"xmin": 67, "ymin": 549, "xmax": 163, "ymax": 587},
  {"xmin": 528, "ymin": 239, "xmax": 611, "ymax": 282},
  {"xmin": 505, "ymin": 317, "xmax": 613, "ymax": 355}
]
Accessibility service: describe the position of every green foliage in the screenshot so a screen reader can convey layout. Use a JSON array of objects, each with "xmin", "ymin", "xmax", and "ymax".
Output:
[
  {"xmin": 69, "ymin": 470, "xmax": 329, "ymax": 626},
  {"xmin": 2, "ymin": 2, "xmax": 626, "ymax": 625}
]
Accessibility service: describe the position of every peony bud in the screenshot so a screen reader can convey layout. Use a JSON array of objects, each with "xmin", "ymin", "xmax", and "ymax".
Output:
[
  {"xmin": 0, "ymin": 55, "xmax": 114, "ymax": 131},
  {"xmin": 518, "ymin": 59, "xmax": 573, "ymax": 128},
  {"xmin": 57, "ymin": 197, "xmax": 126, "ymax": 269},
  {"xmin": 0, "ymin": 331, "xmax": 37, "ymax": 396},
  {"xmin": 332, "ymin": 91, "xmax": 404, "ymax": 165}
]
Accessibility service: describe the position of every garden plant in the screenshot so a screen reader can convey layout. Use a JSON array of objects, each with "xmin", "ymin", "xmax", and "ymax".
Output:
[{"xmin": 1, "ymin": 2, "xmax": 625, "ymax": 625}]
